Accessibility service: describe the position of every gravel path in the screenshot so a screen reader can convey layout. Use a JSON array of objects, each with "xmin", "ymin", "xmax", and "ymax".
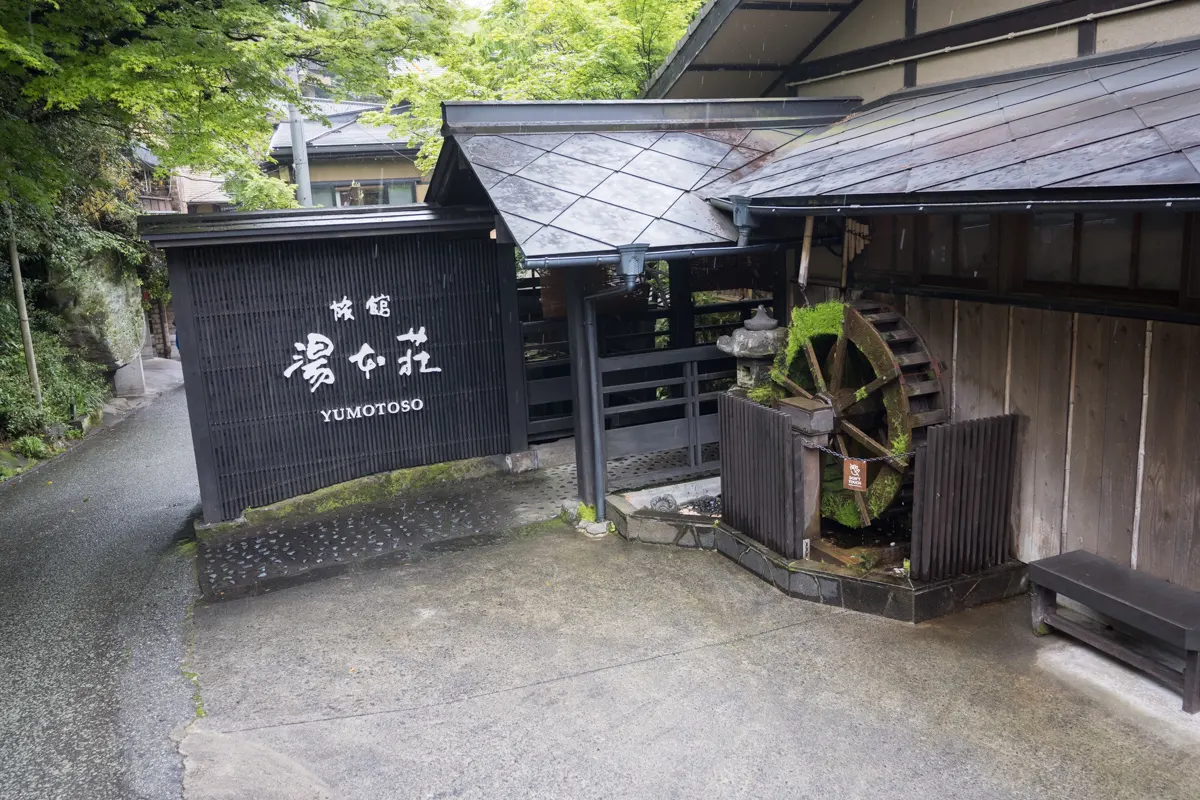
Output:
[{"xmin": 0, "ymin": 388, "xmax": 199, "ymax": 800}]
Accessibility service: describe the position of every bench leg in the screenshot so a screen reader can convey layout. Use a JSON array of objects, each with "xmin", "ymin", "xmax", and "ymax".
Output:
[
  {"xmin": 1185, "ymin": 650, "xmax": 1199, "ymax": 715},
  {"xmin": 1031, "ymin": 584, "xmax": 1056, "ymax": 636}
]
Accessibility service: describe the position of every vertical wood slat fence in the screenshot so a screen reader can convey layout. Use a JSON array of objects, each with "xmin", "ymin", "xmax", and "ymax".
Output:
[
  {"xmin": 719, "ymin": 393, "xmax": 805, "ymax": 559},
  {"xmin": 911, "ymin": 415, "xmax": 1020, "ymax": 582}
]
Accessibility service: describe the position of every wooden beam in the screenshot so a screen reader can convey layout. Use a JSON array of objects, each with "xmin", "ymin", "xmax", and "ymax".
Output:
[
  {"xmin": 781, "ymin": 0, "xmax": 1153, "ymax": 87},
  {"xmin": 903, "ymin": 0, "xmax": 918, "ymax": 88},
  {"xmin": 688, "ymin": 63, "xmax": 788, "ymax": 72},
  {"xmin": 836, "ymin": 433, "xmax": 872, "ymax": 527},
  {"xmin": 841, "ymin": 420, "xmax": 894, "ymax": 460},
  {"xmin": 764, "ymin": 0, "xmax": 864, "ymax": 95},
  {"xmin": 1078, "ymin": 18, "xmax": 1097, "ymax": 55},
  {"xmin": 738, "ymin": 1, "xmax": 853, "ymax": 9},
  {"xmin": 802, "ymin": 340, "xmax": 827, "ymax": 393},
  {"xmin": 834, "ymin": 368, "xmax": 898, "ymax": 412}
]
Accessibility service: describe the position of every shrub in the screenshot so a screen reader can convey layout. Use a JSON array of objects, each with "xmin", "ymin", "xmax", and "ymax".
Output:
[
  {"xmin": 0, "ymin": 301, "xmax": 109, "ymax": 438},
  {"xmin": 12, "ymin": 435, "xmax": 51, "ymax": 460}
]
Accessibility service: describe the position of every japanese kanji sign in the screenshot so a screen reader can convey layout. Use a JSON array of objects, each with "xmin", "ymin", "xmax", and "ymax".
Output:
[{"xmin": 282, "ymin": 292, "xmax": 443, "ymax": 421}]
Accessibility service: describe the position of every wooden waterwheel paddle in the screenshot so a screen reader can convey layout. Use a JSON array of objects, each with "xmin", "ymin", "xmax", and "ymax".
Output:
[{"xmin": 774, "ymin": 301, "xmax": 948, "ymax": 528}]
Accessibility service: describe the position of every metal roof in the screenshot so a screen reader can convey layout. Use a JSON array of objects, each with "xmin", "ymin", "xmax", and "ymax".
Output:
[
  {"xmin": 139, "ymin": 205, "xmax": 495, "ymax": 248},
  {"xmin": 269, "ymin": 103, "xmax": 417, "ymax": 162},
  {"xmin": 714, "ymin": 45, "xmax": 1200, "ymax": 202},
  {"xmin": 436, "ymin": 98, "xmax": 860, "ymax": 257}
]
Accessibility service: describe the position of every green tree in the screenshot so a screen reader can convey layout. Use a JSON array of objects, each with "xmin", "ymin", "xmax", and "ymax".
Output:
[
  {"xmin": 373, "ymin": 0, "xmax": 704, "ymax": 172},
  {"xmin": 0, "ymin": 0, "xmax": 455, "ymax": 209}
]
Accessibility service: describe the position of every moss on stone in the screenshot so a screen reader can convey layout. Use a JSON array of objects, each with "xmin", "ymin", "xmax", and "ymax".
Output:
[
  {"xmin": 577, "ymin": 503, "xmax": 597, "ymax": 523},
  {"xmin": 747, "ymin": 383, "xmax": 782, "ymax": 407},
  {"xmin": 196, "ymin": 456, "xmax": 501, "ymax": 540}
]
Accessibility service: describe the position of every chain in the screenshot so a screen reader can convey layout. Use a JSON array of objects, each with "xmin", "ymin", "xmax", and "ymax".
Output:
[{"xmin": 811, "ymin": 443, "xmax": 916, "ymax": 463}]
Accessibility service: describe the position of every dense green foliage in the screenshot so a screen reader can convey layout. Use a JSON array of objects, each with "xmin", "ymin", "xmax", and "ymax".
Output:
[
  {"xmin": 0, "ymin": 295, "xmax": 109, "ymax": 438},
  {"xmin": 1, "ymin": 0, "xmax": 455, "ymax": 208},
  {"xmin": 373, "ymin": 0, "xmax": 706, "ymax": 171}
]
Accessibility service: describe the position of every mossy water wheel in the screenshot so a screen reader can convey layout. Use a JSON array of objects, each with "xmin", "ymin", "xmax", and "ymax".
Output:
[{"xmin": 771, "ymin": 300, "xmax": 948, "ymax": 529}]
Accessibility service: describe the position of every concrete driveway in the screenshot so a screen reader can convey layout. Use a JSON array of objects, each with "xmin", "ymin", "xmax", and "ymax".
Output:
[{"xmin": 184, "ymin": 525, "xmax": 1200, "ymax": 800}]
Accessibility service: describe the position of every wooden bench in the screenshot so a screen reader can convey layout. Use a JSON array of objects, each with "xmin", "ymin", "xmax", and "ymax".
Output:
[{"xmin": 1028, "ymin": 550, "xmax": 1200, "ymax": 714}]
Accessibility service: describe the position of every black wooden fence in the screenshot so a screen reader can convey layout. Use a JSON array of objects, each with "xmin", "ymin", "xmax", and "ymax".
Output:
[
  {"xmin": 911, "ymin": 415, "xmax": 1019, "ymax": 582},
  {"xmin": 600, "ymin": 345, "xmax": 733, "ymax": 483},
  {"xmin": 718, "ymin": 393, "xmax": 806, "ymax": 559},
  {"xmin": 719, "ymin": 394, "xmax": 1020, "ymax": 578}
]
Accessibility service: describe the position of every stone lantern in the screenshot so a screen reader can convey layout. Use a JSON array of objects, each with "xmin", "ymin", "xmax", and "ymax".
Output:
[{"xmin": 716, "ymin": 305, "xmax": 786, "ymax": 390}]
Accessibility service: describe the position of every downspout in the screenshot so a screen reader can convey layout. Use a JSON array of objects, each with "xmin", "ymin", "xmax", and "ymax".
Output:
[
  {"xmin": 730, "ymin": 196, "xmax": 756, "ymax": 247},
  {"xmin": 583, "ymin": 244, "xmax": 649, "ymax": 523}
]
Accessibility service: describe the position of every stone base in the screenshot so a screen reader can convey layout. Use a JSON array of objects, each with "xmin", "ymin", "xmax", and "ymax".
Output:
[
  {"xmin": 504, "ymin": 449, "xmax": 540, "ymax": 474},
  {"xmin": 112, "ymin": 353, "xmax": 146, "ymax": 397},
  {"xmin": 606, "ymin": 493, "xmax": 717, "ymax": 550},
  {"xmin": 716, "ymin": 522, "xmax": 1027, "ymax": 623}
]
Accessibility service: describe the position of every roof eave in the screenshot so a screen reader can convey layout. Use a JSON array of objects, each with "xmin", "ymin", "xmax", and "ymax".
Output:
[
  {"xmin": 439, "ymin": 97, "xmax": 861, "ymax": 136},
  {"xmin": 715, "ymin": 187, "xmax": 1200, "ymax": 216},
  {"xmin": 138, "ymin": 204, "xmax": 495, "ymax": 248}
]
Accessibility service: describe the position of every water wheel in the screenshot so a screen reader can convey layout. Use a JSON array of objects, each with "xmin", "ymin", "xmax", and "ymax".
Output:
[{"xmin": 773, "ymin": 300, "xmax": 948, "ymax": 528}]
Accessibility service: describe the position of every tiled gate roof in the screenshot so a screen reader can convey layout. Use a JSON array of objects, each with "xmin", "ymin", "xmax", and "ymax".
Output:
[
  {"xmin": 436, "ymin": 42, "xmax": 1200, "ymax": 258},
  {"xmin": 456, "ymin": 126, "xmax": 813, "ymax": 255},
  {"xmin": 432, "ymin": 98, "xmax": 859, "ymax": 257}
]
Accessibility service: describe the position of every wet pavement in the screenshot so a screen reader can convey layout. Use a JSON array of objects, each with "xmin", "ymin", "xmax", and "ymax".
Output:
[
  {"xmin": 185, "ymin": 525, "xmax": 1200, "ymax": 800},
  {"xmin": 197, "ymin": 447, "xmax": 716, "ymax": 601},
  {"xmin": 0, "ymin": 387, "xmax": 199, "ymax": 800},
  {"xmin": 198, "ymin": 473, "xmax": 567, "ymax": 601}
]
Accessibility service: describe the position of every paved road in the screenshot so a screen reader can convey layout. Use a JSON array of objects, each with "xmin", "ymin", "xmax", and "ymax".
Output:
[
  {"xmin": 188, "ymin": 525, "xmax": 1200, "ymax": 800},
  {"xmin": 0, "ymin": 388, "xmax": 198, "ymax": 799}
]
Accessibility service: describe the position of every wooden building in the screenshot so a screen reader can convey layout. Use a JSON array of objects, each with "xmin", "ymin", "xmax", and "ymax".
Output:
[
  {"xmin": 430, "ymin": 30, "xmax": 1200, "ymax": 590},
  {"xmin": 143, "ymin": 4, "xmax": 1200, "ymax": 592},
  {"xmin": 640, "ymin": 0, "xmax": 1200, "ymax": 588}
]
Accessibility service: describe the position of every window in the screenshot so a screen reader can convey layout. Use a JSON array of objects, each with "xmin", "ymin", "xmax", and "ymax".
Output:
[
  {"xmin": 1078, "ymin": 213, "xmax": 1133, "ymax": 287},
  {"xmin": 958, "ymin": 214, "xmax": 991, "ymax": 279},
  {"xmin": 1027, "ymin": 213, "xmax": 1074, "ymax": 283},
  {"xmin": 311, "ymin": 180, "xmax": 418, "ymax": 208},
  {"xmin": 311, "ymin": 185, "xmax": 336, "ymax": 208},
  {"xmin": 1138, "ymin": 213, "xmax": 1185, "ymax": 291},
  {"xmin": 926, "ymin": 216, "xmax": 953, "ymax": 276},
  {"xmin": 336, "ymin": 184, "xmax": 383, "ymax": 206},
  {"xmin": 385, "ymin": 181, "xmax": 416, "ymax": 205},
  {"xmin": 916, "ymin": 215, "xmax": 992, "ymax": 284}
]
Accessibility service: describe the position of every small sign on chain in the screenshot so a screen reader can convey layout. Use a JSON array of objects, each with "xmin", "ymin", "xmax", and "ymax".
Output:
[{"xmin": 843, "ymin": 458, "xmax": 868, "ymax": 492}]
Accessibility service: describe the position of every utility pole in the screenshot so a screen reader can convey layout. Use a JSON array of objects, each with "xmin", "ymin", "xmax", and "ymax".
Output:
[
  {"xmin": 287, "ymin": 66, "xmax": 313, "ymax": 207},
  {"xmin": 6, "ymin": 205, "xmax": 42, "ymax": 408}
]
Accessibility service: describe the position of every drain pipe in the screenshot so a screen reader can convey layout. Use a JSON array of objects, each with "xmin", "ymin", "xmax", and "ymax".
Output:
[
  {"xmin": 584, "ymin": 244, "xmax": 649, "ymax": 523},
  {"xmin": 730, "ymin": 196, "xmax": 757, "ymax": 247}
]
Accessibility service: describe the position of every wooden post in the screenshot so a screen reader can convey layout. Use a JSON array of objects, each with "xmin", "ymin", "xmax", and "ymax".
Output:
[
  {"xmin": 668, "ymin": 259, "xmax": 693, "ymax": 349},
  {"xmin": 6, "ymin": 206, "xmax": 41, "ymax": 408},
  {"xmin": 1031, "ymin": 584, "xmax": 1056, "ymax": 635},
  {"xmin": 797, "ymin": 216, "xmax": 815, "ymax": 288},
  {"xmin": 566, "ymin": 269, "xmax": 595, "ymax": 504}
]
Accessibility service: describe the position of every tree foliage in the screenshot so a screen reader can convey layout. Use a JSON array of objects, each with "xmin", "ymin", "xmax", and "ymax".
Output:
[
  {"xmin": 0, "ymin": 0, "xmax": 455, "ymax": 208},
  {"xmin": 372, "ymin": 0, "xmax": 704, "ymax": 172}
]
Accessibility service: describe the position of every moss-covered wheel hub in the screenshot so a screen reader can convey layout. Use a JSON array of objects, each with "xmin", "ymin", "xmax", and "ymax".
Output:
[{"xmin": 769, "ymin": 300, "xmax": 948, "ymax": 528}]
